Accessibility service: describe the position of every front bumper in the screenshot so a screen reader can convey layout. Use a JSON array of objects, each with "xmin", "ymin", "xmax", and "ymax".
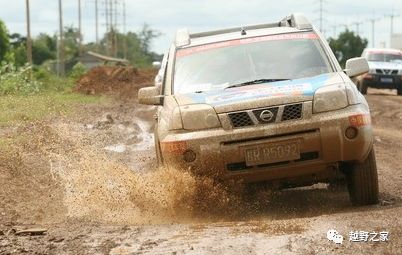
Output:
[
  {"xmin": 362, "ymin": 73, "xmax": 402, "ymax": 89},
  {"xmin": 160, "ymin": 103, "xmax": 373, "ymax": 183}
]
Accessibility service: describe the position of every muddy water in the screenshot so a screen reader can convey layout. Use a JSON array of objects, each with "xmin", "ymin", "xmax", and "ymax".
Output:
[{"xmin": 44, "ymin": 107, "xmax": 259, "ymax": 225}]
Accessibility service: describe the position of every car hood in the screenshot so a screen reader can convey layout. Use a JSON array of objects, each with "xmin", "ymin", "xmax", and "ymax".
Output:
[
  {"xmin": 174, "ymin": 73, "xmax": 345, "ymax": 113},
  {"xmin": 368, "ymin": 61, "xmax": 402, "ymax": 70}
]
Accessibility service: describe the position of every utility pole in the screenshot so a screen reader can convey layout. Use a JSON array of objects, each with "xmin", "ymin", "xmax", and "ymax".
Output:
[
  {"xmin": 385, "ymin": 12, "xmax": 401, "ymax": 43},
  {"xmin": 319, "ymin": 0, "xmax": 323, "ymax": 32},
  {"xmin": 58, "ymin": 0, "xmax": 65, "ymax": 76},
  {"xmin": 123, "ymin": 0, "xmax": 127, "ymax": 59},
  {"xmin": 78, "ymin": 0, "xmax": 82, "ymax": 56},
  {"xmin": 330, "ymin": 25, "xmax": 337, "ymax": 38},
  {"xmin": 25, "ymin": 0, "xmax": 32, "ymax": 70},
  {"xmin": 104, "ymin": 0, "xmax": 109, "ymax": 55},
  {"xmin": 368, "ymin": 17, "xmax": 380, "ymax": 48},
  {"xmin": 95, "ymin": 0, "xmax": 99, "ymax": 50},
  {"xmin": 352, "ymin": 21, "xmax": 363, "ymax": 36}
]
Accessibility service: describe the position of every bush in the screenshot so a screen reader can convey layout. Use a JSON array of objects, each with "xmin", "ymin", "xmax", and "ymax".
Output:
[
  {"xmin": 69, "ymin": 62, "xmax": 87, "ymax": 80},
  {"xmin": 0, "ymin": 63, "xmax": 42, "ymax": 95}
]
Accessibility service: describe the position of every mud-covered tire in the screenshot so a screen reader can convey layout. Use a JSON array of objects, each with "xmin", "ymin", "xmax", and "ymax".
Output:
[
  {"xmin": 359, "ymin": 81, "xmax": 368, "ymax": 95},
  {"xmin": 397, "ymin": 86, "xmax": 402, "ymax": 96},
  {"xmin": 346, "ymin": 149, "xmax": 379, "ymax": 205},
  {"xmin": 154, "ymin": 130, "xmax": 163, "ymax": 167}
]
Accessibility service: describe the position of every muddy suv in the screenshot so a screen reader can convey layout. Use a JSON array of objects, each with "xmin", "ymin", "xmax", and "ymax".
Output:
[
  {"xmin": 356, "ymin": 48, "xmax": 402, "ymax": 95},
  {"xmin": 139, "ymin": 13, "xmax": 378, "ymax": 205}
]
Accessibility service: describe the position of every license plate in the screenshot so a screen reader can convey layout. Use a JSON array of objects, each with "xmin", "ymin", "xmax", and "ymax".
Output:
[
  {"xmin": 380, "ymin": 77, "xmax": 393, "ymax": 83},
  {"xmin": 244, "ymin": 141, "xmax": 300, "ymax": 166}
]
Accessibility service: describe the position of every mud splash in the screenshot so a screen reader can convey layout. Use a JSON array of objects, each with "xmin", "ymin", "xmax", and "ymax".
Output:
[{"xmin": 26, "ymin": 121, "xmax": 263, "ymax": 225}]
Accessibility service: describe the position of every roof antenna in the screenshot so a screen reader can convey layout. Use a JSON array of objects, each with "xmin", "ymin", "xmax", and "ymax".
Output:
[{"xmin": 241, "ymin": 27, "xmax": 247, "ymax": 36}]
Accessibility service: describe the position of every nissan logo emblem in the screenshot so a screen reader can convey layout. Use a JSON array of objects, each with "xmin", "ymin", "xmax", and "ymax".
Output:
[{"xmin": 260, "ymin": 110, "xmax": 274, "ymax": 122}]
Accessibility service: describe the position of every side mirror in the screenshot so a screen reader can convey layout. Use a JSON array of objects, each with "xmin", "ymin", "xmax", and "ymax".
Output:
[
  {"xmin": 344, "ymin": 57, "xmax": 369, "ymax": 77},
  {"xmin": 138, "ymin": 87, "xmax": 163, "ymax": 105},
  {"xmin": 152, "ymin": 61, "xmax": 161, "ymax": 69}
]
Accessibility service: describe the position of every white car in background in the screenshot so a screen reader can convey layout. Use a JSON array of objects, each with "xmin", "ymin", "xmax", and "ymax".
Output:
[{"xmin": 357, "ymin": 48, "xmax": 402, "ymax": 95}]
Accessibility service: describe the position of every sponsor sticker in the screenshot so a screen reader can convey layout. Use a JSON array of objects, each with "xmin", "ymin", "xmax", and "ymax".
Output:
[
  {"xmin": 206, "ymin": 83, "xmax": 312, "ymax": 104},
  {"xmin": 160, "ymin": 141, "xmax": 188, "ymax": 154},
  {"xmin": 349, "ymin": 114, "xmax": 371, "ymax": 127}
]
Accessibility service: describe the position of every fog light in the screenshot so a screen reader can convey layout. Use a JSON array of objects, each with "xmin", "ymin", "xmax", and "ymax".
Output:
[
  {"xmin": 345, "ymin": 126, "xmax": 358, "ymax": 139},
  {"xmin": 183, "ymin": 150, "xmax": 196, "ymax": 162}
]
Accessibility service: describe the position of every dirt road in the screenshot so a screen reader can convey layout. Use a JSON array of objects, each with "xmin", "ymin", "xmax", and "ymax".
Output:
[{"xmin": 0, "ymin": 88, "xmax": 401, "ymax": 254}]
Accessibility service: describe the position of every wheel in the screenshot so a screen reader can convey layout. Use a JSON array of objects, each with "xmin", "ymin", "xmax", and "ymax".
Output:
[
  {"xmin": 359, "ymin": 81, "xmax": 368, "ymax": 95},
  {"xmin": 397, "ymin": 86, "xmax": 402, "ymax": 96},
  {"xmin": 345, "ymin": 148, "xmax": 379, "ymax": 205},
  {"xmin": 154, "ymin": 128, "xmax": 163, "ymax": 167},
  {"xmin": 155, "ymin": 138, "xmax": 163, "ymax": 167}
]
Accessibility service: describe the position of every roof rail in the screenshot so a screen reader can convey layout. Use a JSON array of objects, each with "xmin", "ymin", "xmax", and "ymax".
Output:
[{"xmin": 175, "ymin": 13, "xmax": 312, "ymax": 47}]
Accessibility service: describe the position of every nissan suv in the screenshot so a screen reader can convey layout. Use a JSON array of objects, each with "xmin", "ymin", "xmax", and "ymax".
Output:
[
  {"xmin": 139, "ymin": 14, "xmax": 378, "ymax": 205},
  {"xmin": 356, "ymin": 48, "xmax": 402, "ymax": 95}
]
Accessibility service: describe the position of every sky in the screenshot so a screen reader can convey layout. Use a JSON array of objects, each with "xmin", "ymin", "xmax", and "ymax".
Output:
[{"xmin": 0, "ymin": 0, "xmax": 401, "ymax": 54}]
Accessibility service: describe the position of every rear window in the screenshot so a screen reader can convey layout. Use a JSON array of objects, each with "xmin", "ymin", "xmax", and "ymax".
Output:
[{"xmin": 173, "ymin": 32, "xmax": 333, "ymax": 94}]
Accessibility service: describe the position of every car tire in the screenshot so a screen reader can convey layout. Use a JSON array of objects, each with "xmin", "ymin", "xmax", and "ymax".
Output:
[
  {"xmin": 345, "ymin": 148, "xmax": 379, "ymax": 205},
  {"xmin": 359, "ymin": 81, "xmax": 368, "ymax": 95},
  {"xmin": 154, "ymin": 131, "xmax": 163, "ymax": 167},
  {"xmin": 397, "ymin": 86, "xmax": 402, "ymax": 96}
]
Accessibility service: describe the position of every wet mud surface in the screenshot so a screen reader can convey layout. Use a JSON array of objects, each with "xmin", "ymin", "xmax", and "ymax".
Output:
[{"xmin": 1, "ymin": 88, "xmax": 402, "ymax": 254}]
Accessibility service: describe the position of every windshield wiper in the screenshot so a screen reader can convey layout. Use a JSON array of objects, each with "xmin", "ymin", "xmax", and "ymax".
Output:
[{"xmin": 224, "ymin": 79, "xmax": 290, "ymax": 89}]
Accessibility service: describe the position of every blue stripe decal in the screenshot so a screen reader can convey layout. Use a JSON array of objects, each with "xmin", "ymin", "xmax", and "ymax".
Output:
[{"xmin": 181, "ymin": 73, "xmax": 332, "ymax": 107}]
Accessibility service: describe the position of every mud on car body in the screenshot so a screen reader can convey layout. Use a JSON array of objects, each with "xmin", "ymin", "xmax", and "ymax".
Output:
[
  {"xmin": 139, "ymin": 13, "xmax": 379, "ymax": 205},
  {"xmin": 356, "ymin": 48, "xmax": 402, "ymax": 95}
]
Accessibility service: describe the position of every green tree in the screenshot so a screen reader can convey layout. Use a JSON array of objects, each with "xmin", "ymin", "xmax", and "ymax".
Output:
[
  {"xmin": 97, "ymin": 25, "xmax": 162, "ymax": 68},
  {"xmin": 0, "ymin": 19, "xmax": 10, "ymax": 62},
  {"xmin": 328, "ymin": 30, "xmax": 368, "ymax": 67},
  {"xmin": 8, "ymin": 33, "xmax": 27, "ymax": 66},
  {"xmin": 32, "ymin": 33, "xmax": 57, "ymax": 65}
]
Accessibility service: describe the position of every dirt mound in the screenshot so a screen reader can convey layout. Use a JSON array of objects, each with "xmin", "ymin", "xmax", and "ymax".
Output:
[{"xmin": 74, "ymin": 66, "xmax": 157, "ymax": 99}]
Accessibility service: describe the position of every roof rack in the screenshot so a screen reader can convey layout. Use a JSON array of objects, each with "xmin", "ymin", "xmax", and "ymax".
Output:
[{"xmin": 175, "ymin": 13, "xmax": 313, "ymax": 47}]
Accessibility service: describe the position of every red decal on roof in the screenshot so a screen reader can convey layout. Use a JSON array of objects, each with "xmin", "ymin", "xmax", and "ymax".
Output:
[
  {"xmin": 368, "ymin": 50, "xmax": 402, "ymax": 56},
  {"xmin": 176, "ymin": 33, "xmax": 319, "ymax": 58}
]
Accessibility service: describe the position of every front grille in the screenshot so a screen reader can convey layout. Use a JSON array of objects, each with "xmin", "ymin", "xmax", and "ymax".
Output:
[
  {"xmin": 282, "ymin": 104, "xmax": 303, "ymax": 121},
  {"xmin": 253, "ymin": 107, "xmax": 279, "ymax": 124},
  {"xmin": 227, "ymin": 103, "xmax": 304, "ymax": 128},
  {"xmin": 228, "ymin": 112, "xmax": 254, "ymax": 127},
  {"xmin": 376, "ymin": 69, "xmax": 398, "ymax": 75}
]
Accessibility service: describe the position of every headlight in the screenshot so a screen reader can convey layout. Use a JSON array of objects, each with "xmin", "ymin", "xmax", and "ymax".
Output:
[
  {"xmin": 369, "ymin": 69, "xmax": 376, "ymax": 74},
  {"xmin": 170, "ymin": 104, "xmax": 221, "ymax": 130},
  {"xmin": 345, "ymin": 82, "xmax": 362, "ymax": 105},
  {"xmin": 169, "ymin": 107, "xmax": 183, "ymax": 130},
  {"xmin": 313, "ymin": 84, "xmax": 348, "ymax": 113},
  {"xmin": 399, "ymin": 69, "xmax": 402, "ymax": 75}
]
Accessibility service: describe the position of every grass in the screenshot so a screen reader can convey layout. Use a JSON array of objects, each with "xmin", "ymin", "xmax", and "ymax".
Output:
[{"xmin": 0, "ymin": 92, "xmax": 105, "ymax": 126}]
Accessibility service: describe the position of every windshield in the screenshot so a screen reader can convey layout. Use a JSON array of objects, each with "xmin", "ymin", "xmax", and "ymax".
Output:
[
  {"xmin": 173, "ymin": 33, "xmax": 333, "ymax": 94},
  {"xmin": 366, "ymin": 52, "xmax": 402, "ymax": 63}
]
